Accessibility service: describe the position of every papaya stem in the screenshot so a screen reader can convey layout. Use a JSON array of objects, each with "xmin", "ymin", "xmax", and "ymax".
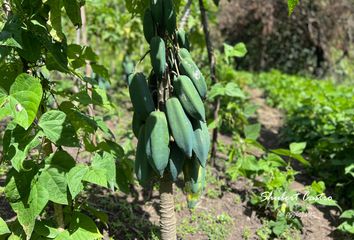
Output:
[{"xmin": 159, "ymin": 175, "xmax": 176, "ymax": 240}]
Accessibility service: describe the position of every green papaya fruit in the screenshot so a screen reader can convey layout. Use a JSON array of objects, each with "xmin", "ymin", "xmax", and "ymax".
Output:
[
  {"xmin": 150, "ymin": 37, "xmax": 166, "ymax": 77},
  {"xmin": 129, "ymin": 73, "xmax": 155, "ymax": 119},
  {"xmin": 183, "ymin": 156, "xmax": 206, "ymax": 208},
  {"xmin": 135, "ymin": 125, "xmax": 154, "ymax": 186},
  {"xmin": 173, "ymin": 75, "xmax": 206, "ymax": 122},
  {"xmin": 177, "ymin": 30, "xmax": 190, "ymax": 50},
  {"xmin": 151, "ymin": 0, "xmax": 163, "ymax": 26},
  {"xmin": 143, "ymin": 8, "xmax": 156, "ymax": 43},
  {"xmin": 169, "ymin": 142, "xmax": 185, "ymax": 182},
  {"xmin": 163, "ymin": 0, "xmax": 176, "ymax": 35},
  {"xmin": 179, "ymin": 58, "xmax": 208, "ymax": 99},
  {"xmin": 145, "ymin": 111, "xmax": 170, "ymax": 176},
  {"xmin": 166, "ymin": 97, "xmax": 194, "ymax": 157},
  {"xmin": 178, "ymin": 48, "xmax": 192, "ymax": 60},
  {"xmin": 191, "ymin": 119, "xmax": 210, "ymax": 167},
  {"xmin": 132, "ymin": 112, "xmax": 145, "ymax": 138}
]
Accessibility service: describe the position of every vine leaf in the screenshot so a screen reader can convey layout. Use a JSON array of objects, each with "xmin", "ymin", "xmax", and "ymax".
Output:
[
  {"xmin": 67, "ymin": 165, "xmax": 89, "ymax": 199},
  {"xmin": 68, "ymin": 212, "xmax": 103, "ymax": 239},
  {"xmin": 0, "ymin": 74, "xmax": 43, "ymax": 130},
  {"xmin": 38, "ymin": 167, "xmax": 69, "ymax": 205},
  {"xmin": 91, "ymin": 152, "xmax": 116, "ymax": 190},
  {"xmin": 38, "ymin": 110, "xmax": 80, "ymax": 147}
]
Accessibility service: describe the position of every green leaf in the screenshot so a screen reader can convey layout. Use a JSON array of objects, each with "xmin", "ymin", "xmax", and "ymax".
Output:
[
  {"xmin": 28, "ymin": 180, "xmax": 49, "ymax": 216},
  {"xmin": 0, "ymin": 74, "xmax": 43, "ymax": 129},
  {"xmin": 67, "ymin": 165, "xmax": 89, "ymax": 199},
  {"xmin": 344, "ymin": 164, "xmax": 354, "ymax": 178},
  {"xmin": 288, "ymin": 0, "xmax": 299, "ymax": 15},
  {"xmin": 225, "ymin": 82, "xmax": 246, "ymax": 98},
  {"xmin": 83, "ymin": 168, "xmax": 107, "ymax": 188},
  {"xmin": 207, "ymin": 83, "xmax": 224, "ymax": 100},
  {"xmin": 289, "ymin": 142, "xmax": 306, "ymax": 155},
  {"xmin": 38, "ymin": 110, "xmax": 80, "ymax": 147},
  {"xmin": 7, "ymin": 173, "xmax": 49, "ymax": 239},
  {"xmin": 340, "ymin": 210, "xmax": 354, "ymax": 219},
  {"xmin": 38, "ymin": 167, "xmax": 68, "ymax": 205},
  {"xmin": 224, "ymin": 42, "xmax": 247, "ymax": 63},
  {"xmin": 244, "ymin": 124, "xmax": 261, "ymax": 140},
  {"xmin": 63, "ymin": 0, "xmax": 82, "ymax": 27},
  {"xmin": 310, "ymin": 181, "xmax": 325, "ymax": 194},
  {"xmin": 0, "ymin": 217, "xmax": 10, "ymax": 235},
  {"xmin": 38, "ymin": 110, "xmax": 65, "ymax": 141},
  {"xmin": 91, "ymin": 64, "xmax": 109, "ymax": 80},
  {"xmin": 92, "ymin": 152, "xmax": 116, "ymax": 190},
  {"xmin": 68, "ymin": 212, "xmax": 102, "ymax": 240}
]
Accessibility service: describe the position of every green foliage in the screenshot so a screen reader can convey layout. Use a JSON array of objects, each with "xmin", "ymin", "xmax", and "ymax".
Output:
[
  {"xmin": 0, "ymin": 1, "xmax": 127, "ymax": 239},
  {"xmin": 226, "ymin": 119, "xmax": 338, "ymax": 238},
  {"xmin": 247, "ymin": 70, "xmax": 354, "ymax": 235}
]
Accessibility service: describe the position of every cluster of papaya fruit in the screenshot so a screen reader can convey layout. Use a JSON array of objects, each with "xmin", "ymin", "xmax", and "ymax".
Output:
[{"xmin": 128, "ymin": 0, "xmax": 210, "ymax": 208}]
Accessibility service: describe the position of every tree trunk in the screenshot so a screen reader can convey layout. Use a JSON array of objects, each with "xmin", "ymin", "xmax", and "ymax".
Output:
[
  {"xmin": 159, "ymin": 175, "xmax": 176, "ymax": 240},
  {"xmin": 198, "ymin": 0, "xmax": 219, "ymax": 166}
]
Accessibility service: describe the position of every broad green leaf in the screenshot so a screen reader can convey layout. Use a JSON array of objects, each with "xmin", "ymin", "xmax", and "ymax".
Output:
[
  {"xmin": 38, "ymin": 167, "xmax": 68, "ymax": 205},
  {"xmin": 67, "ymin": 165, "xmax": 89, "ymax": 199},
  {"xmin": 38, "ymin": 110, "xmax": 80, "ymax": 147},
  {"xmin": 83, "ymin": 168, "xmax": 107, "ymax": 188},
  {"xmin": 244, "ymin": 124, "xmax": 261, "ymax": 140},
  {"xmin": 2, "ymin": 74, "xmax": 43, "ymax": 129},
  {"xmin": 289, "ymin": 142, "xmax": 306, "ymax": 155},
  {"xmin": 0, "ymin": 217, "xmax": 10, "ymax": 235},
  {"xmin": 92, "ymin": 152, "xmax": 116, "ymax": 190},
  {"xmin": 68, "ymin": 212, "xmax": 102, "ymax": 240},
  {"xmin": 38, "ymin": 110, "xmax": 65, "ymax": 142},
  {"xmin": 288, "ymin": 0, "xmax": 299, "ymax": 15},
  {"xmin": 340, "ymin": 210, "xmax": 354, "ymax": 219},
  {"xmin": 63, "ymin": 0, "xmax": 82, "ymax": 27},
  {"xmin": 208, "ymin": 83, "xmax": 225, "ymax": 100},
  {"xmin": 225, "ymin": 83, "xmax": 246, "ymax": 99},
  {"xmin": 337, "ymin": 221, "xmax": 354, "ymax": 234},
  {"xmin": 28, "ymin": 181, "xmax": 49, "ymax": 216},
  {"xmin": 11, "ymin": 201, "xmax": 36, "ymax": 238}
]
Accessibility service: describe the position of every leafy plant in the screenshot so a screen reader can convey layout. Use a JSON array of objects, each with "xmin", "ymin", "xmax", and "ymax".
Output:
[{"xmin": 0, "ymin": 1, "xmax": 128, "ymax": 239}]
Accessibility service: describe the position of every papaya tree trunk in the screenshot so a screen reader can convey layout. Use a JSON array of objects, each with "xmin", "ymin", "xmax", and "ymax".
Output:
[
  {"xmin": 198, "ymin": 0, "xmax": 219, "ymax": 166},
  {"xmin": 159, "ymin": 175, "xmax": 176, "ymax": 240}
]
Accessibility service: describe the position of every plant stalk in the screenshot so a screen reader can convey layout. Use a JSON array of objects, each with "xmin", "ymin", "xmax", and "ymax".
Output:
[{"xmin": 198, "ymin": 0, "xmax": 219, "ymax": 166}]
